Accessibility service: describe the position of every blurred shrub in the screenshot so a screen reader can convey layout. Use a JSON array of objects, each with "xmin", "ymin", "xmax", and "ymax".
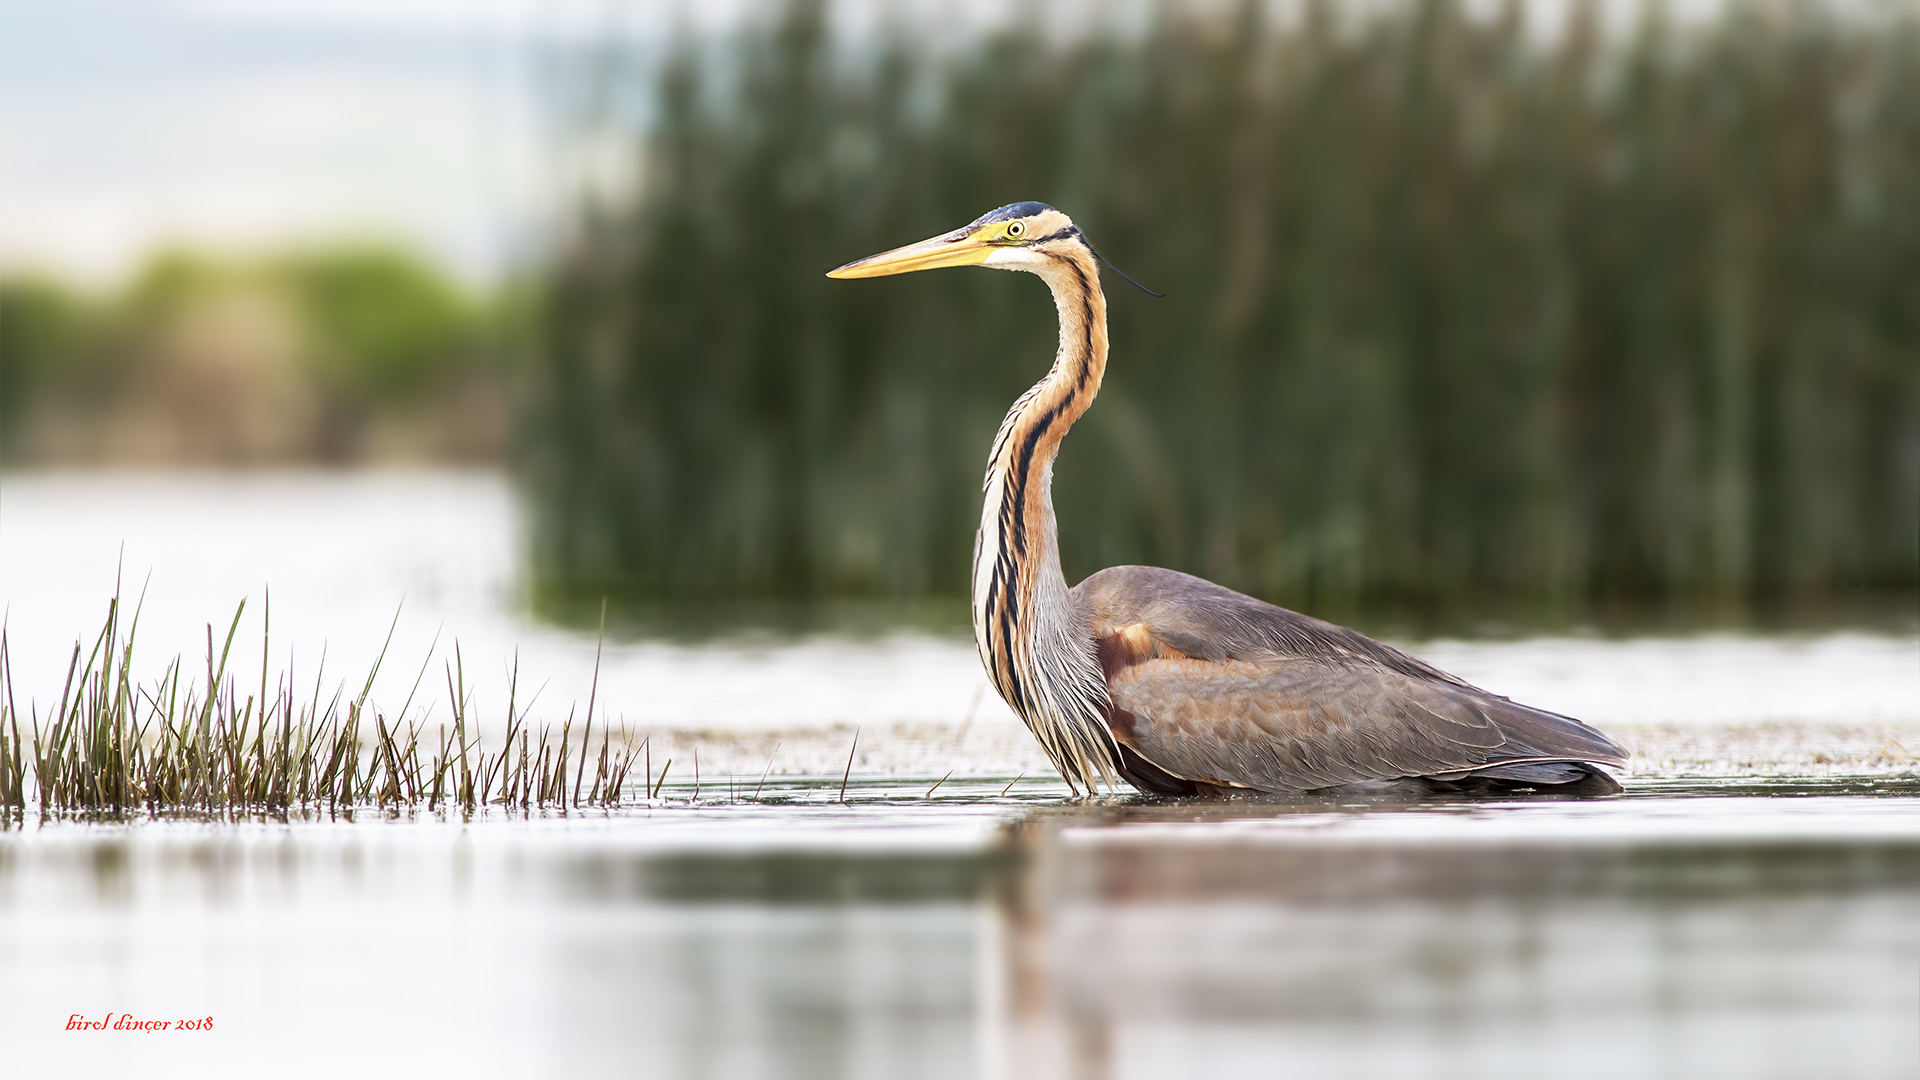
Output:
[
  {"xmin": 0, "ymin": 277, "xmax": 94, "ymax": 454},
  {"xmin": 525, "ymin": 0, "xmax": 1920, "ymax": 616},
  {"xmin": 0, "ymin": 246, "xmax": 506, "ymax": 464},
  {"xmin": 280, "ymin": 247, "xmax": 477, "ymax": 404}
]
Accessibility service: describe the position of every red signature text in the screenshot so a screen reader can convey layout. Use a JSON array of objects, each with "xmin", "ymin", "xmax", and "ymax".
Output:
[{"xmin": 66, "ymin": 1013, "xmax": 213, "ymax": 1032}]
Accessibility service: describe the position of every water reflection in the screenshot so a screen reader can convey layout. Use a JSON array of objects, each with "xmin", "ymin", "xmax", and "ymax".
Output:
[
  {"xmin": 555, "ymin": 905, "xmax": 980, "ymax": 1079},
  {"xmin": 1000, "ymin": 793, "xmax": 1920, "ymax": 1079},
  {"xmin": 2, "ymin": 781, "xmax": 1918, "ymax": 1079}
]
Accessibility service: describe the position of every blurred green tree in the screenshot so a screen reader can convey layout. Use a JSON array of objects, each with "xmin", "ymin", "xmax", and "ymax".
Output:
[
  {"xmin": 279, "ymin": 247, "xmax": 478, "ymax": 405},
  {"xmin": 0, "ymin": 278, "xmax": 91, "ymax": 452},
  {"xmin": 0, "ymin": 245, "xmax": 500, "ymax": 464}
]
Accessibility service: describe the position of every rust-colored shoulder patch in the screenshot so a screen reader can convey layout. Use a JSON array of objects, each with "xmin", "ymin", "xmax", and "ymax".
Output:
[{"xmin": 1093, "ymin": 622, "xmax": 1188, "ymax": 684}]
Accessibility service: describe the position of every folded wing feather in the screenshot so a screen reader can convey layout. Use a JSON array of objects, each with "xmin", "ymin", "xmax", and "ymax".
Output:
[{"xmin": 1073, "ymin": 565, "xmax": 1628, "ymax": 792}]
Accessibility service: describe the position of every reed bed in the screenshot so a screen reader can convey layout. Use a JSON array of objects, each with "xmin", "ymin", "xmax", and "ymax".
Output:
[
  {"xmin": 527, "ymin": 0, "xmax": 1920, "ymax": 618},
  {"xmin": 0, "ymin": 594, "xmax": 649, "ymax": 823}
]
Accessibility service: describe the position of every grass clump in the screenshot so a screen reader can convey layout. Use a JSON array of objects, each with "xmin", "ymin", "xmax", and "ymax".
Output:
[{"xmin": 0, "ymin": 592, "xmax": 645, "ymax": 824}]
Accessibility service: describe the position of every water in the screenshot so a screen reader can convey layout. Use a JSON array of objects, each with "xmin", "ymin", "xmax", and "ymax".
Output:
[
  {"xmin": 2, "ymin": 468, "xmax": 1917, "ymax": 1077},
  {"xmin": 5, "ymin": 780, "xmax": 1920, "ymax": 1078},
  {"xmin": 1011, "ymin": 784, "xmax": 1920, "ymax": 1078},
  {"xmin": 1, "ymin": 470, "xmax": 1914, "ymax": 743},
  {"xmin": 0, "ymin": 469, "xmax": 1005, "ymax": 738}
]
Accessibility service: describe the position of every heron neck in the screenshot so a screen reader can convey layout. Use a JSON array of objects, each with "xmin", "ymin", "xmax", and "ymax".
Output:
[{"xmin": 969, "ymin": 246, "xmax": 1114, "ymax": 792}]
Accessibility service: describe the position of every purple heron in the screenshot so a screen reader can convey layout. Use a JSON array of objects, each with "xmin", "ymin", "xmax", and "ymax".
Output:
[{"xmin": 829, "ymin": 203, "xmax": 1627, "ymax": 797}]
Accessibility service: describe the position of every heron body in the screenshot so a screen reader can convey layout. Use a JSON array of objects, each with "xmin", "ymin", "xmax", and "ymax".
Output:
[{"xmin": 829, "ymin": 203, "xmax": 1628, "ymax": 796}]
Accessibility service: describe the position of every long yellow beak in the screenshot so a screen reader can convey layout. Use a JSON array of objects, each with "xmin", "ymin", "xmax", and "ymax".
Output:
[{"xmin": 826, "ymin": 227, "xmax": 993, "ymax": 279}]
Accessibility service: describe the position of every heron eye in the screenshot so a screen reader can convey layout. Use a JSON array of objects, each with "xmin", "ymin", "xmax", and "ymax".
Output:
[{"xmin": 1006, "ymin": 221, "xmax": 1025, "ymax": 239}]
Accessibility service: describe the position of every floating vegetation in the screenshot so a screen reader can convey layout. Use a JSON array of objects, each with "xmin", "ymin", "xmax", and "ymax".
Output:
[{"xmin": 0, "ymin": 592, "xmax": 647, "ymax": 824}]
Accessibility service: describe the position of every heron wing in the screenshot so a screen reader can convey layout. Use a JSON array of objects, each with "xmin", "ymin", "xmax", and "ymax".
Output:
[{"xmin": 1072, "ymin": 565, "xmax": 1627, "ymax": 791}]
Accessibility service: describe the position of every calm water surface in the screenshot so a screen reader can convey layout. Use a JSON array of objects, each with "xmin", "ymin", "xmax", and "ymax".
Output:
[
  {"xmin": 4, "ymin": 779, "xmax": 1920, "ymax": 1079},
  {"xmin": 1, "ymin": 469, "xmax": 1914, "ymax": 737},
  {"xmin": 2, "ymin": 470, "xmax": 1917, "ymax": 1077}
]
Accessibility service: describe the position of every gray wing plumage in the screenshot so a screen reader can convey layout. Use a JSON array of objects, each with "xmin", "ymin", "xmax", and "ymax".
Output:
[{"xmin": 1072, "ymin": 565, "xmax": 1628, "ymax": 793}]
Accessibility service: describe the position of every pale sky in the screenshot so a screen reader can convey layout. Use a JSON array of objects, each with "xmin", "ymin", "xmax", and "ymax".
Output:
[
  {"xmin": 0, "ymin": 0, "xmax": 563, "ymax": 286},
  {"xmin": 0, "ymin": 0, "xmax": 997, "ymax": 286},
  {"xmin": 0, "ymin": 0, "xmax": 1779, "ymax": 288}
]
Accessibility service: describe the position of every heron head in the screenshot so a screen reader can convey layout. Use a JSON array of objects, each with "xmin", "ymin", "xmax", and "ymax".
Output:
[
  {"xmin": 828, "ymin": 203, "xmax": 1161, "ymax": 295},
  {"xmin": 826, "ymin": 202, "xmax": 1080, "ymax": 279}
]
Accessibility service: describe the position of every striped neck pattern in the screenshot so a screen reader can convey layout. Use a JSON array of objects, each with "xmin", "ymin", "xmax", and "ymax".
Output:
[{"xmin": 969, "ymin": 239, "xmax": 1117, "ymax": 794}]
